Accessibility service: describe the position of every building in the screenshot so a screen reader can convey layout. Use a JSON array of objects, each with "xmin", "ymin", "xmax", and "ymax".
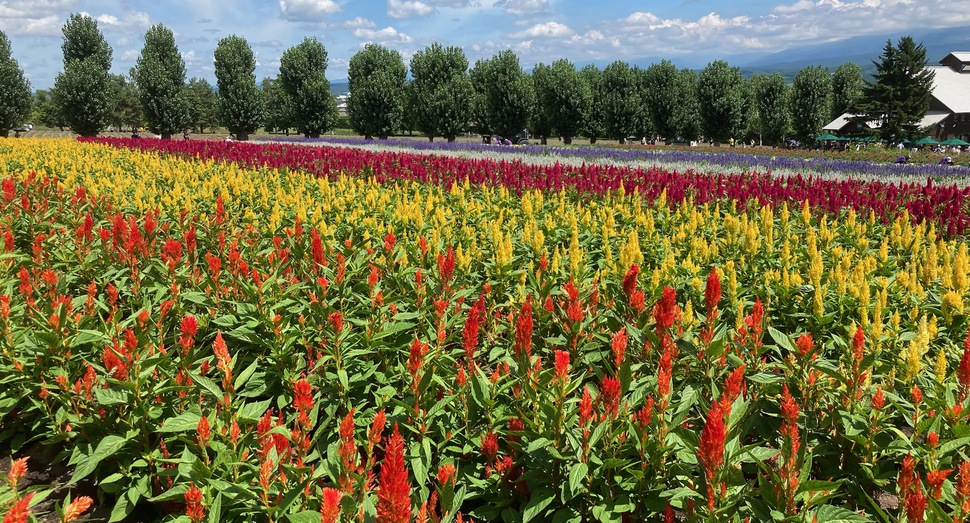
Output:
[{"xmin": 824, "ymin": 52, "xmax": 970, "ymax": 140}]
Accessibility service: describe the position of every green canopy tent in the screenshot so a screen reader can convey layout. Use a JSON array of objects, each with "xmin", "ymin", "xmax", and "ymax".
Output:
[
  {"xmin": 940, "ymin": 137, "xmax": 970, "ymax": 146},
  {"xmin": 815, "ymin": 133, "xmax": 840, "ymax": 141},
  {"xmin": 915, "ymin": 136, "xmax": 940, "ymax": 146}
]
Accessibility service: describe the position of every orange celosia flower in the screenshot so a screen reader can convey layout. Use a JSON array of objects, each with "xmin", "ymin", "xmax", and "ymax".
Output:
[
  {"xmin": 375, "ymin": 424, "xmax": 411, "ymax": 523},
  {"xmin": 61, "ymin": 495, "xmax": 94, "ymax": 523},
  {"xmin": 3, "ymin": 491, "xmax": 34, "ymax": 523}
]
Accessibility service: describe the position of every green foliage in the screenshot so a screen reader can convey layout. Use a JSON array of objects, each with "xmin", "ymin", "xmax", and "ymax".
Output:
[
  {"xmin": 675, "ymin": 69, "xmax": 702, "ymax": 142},
  {"xmin": 261, "ymin": 76, "xmax": 294, "ymax": 134},
  {"xmin": 52, "ymin": 13, "xmax": 112, "ymax": 137},
  {"xmin": 469, "ymin": 50, "xmax": 535, "ymax": 140},
  {"xmin": 831, "ymin": 63, "xmax": 864, "ymax": 119},
  {"xmin": 134, "ymin": 24, "xmax": 190, "ymax": 139},
  {"xmin": 580, "ymin": 64, "xmax": 606, "ymax": 143},
  {"xmin": 698, "ymin": 60, "xmax": 749, "ymax": 144},
  {"xmin": 31, "ymin": 90, "xmax": 65, "ymax": 129},
  {"xmin": 859, "ymin": 36, "xmax": 935, "ymax": 141},
  {"xmin": 529, "ymin": 63, "xmax": 554, "ymax": 143},
  {"xmin": 278, "ymin": 38, "xmax": 338, "ymax": 137},
  {"xmin": 407, "ymin": 43, "xmax": 473, "ymax": 142},
  {"xmin": 0, "ymin": 30, "xmax": 32, "ymax": 136},
  {"xmin": 106, "ymin": 73, "xmax": 143, "ymax": 132},
  {"xmin": 752, "ymin": 73, "xmax": 791, "ymax": 146},
  {"xmin": 790, "ymin": 66, "xmax": 832, "ymax": 144},
  {"xmin": 600, "ymin": 61, "xmax": 641, "ymax": 141},
  {"xmin": 214, "ymin": 35, "xmax": 264, "ymax": 140},
  {"xmin": 347, "ymin": 44, "xmax": 407, "ymax": 139},
  {"xmin": 533, "ymin": 59, "xmax": 590, "ymax": 145},
  {"xmin": 186, "ymin": 77, "xmax": 220, "ymax": 134}
]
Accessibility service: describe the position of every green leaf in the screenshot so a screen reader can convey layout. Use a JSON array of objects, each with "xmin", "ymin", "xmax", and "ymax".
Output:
[
  {"xmin": 567, "ymin": 462, "xmax": 587, "ymax": 498},
  {"xmin": 159, "ymin": 411, "xmax": 202, "ymax": 433},
  {"xmin": 768, "ymin": 327, "xmax": 796, "ymax": 354},
  {"xmin": 207, "ymin": 492, "xmax": 223, "ymax": 523},
  {"xmin": 935, "ymin": 436, "xmax": 970, "ymax": 456},
  {"xmin": 94, "ymin": 387, "xmax": 129, "ymax": 407},
  {"xmin": 108, "ymin": 493, "xmax": 132, "ymax": 523},
  {"xmin": 813, "ymin": 505, "xmax": 870, "ymax": 523},
  {"xmin": 71, "ymin": 434, "xmax": 130, "ymax": 484},
  {"xmin": 238, "ymin": 399, "xmax": 273, "ymax": 422},
  {"xmin": 522, "ymin": 487, "xmax": 556, "ymax": 523},
  {"xmin": 286, "ymin": 510, "xmax": 322, "ymax": 523}
]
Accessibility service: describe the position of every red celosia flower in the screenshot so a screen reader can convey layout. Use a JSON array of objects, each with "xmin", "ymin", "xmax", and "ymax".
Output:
[
  {"xmin": 338, "ymin": 409, "xmax": 358, "ymax": 473},
  {"xmin": 663, "ymin": 502, "xmax": 674, "ymax": 523},
  {"xmin": 180, "ymin": 315, "xmax": 198, "ymax": 351},
  {"xmin": 456, "ymin": 366, "xmax": 467, "ymax": 387},
  {"xmin": 698, "ymin": 400, "xmax": 726, "ymax": 511},
  {"xmin": 600, "ymin": 376, "xmax": 621, "ymax": 419},
  {"xmin": 370, "ymin": 409, "xmax": 387, "ymax": 450},
  {"xmin": 622, "ymin": 264, "xmax": 639, "ymax": 297},
  {"xmin": 320, "ymin": 487, "xmax": 343, "ymax": 523},
  {"xmin": 196, "ymin": 416, "xmax": 211, "ymax": 447},
  {"xmin": 926, "ymin": 468, "xmax": 951, "ymax": 500},
  {"xmin": 653, "ymin": 286, "xmax": 678, "ymax": 331},
  {"xmin": 872, "ymin": 387, "xmax": 885, "ymax": 411},
  {"xmin": 212, "ymin": 332, "xmax": 233, "ymax": 389},
  {"xmin": 62, "ymin": 495, "xmax": 94, "ymax": 522},
  {"xmin": 376, "ymin": 424, "xmax": 412, "ymax": 523},
  {"xmin": 329, "ymin": 311, "xmax": 343, "ymax": 334},
  {"xmin": 899, "ymin": 454, "xmax": 916, "ymax": 498},
  {"xmin": 927, "ymin": 431, "xmax": 938, "ymax": 449},
  {"xmin": 383, "ymin": 231, "xmax": 396, "ymax": 253},
  {"xmin": 720, "ymin": 365, "xmax": 746, "ymax": 416},
  {"xmin": 507, "ymin": 417, "xmax": 524, "ymax": 443},
  {"xmin": 7, "ymin": 457, "xmax": 27, "ymax": 487},
  {"xmin": 481, "ymin": 431, "xmax": 499, "ymax": 463},
  {"xmin": 310, "ymin": 229, "xmax": 326, "ymax": 268},
  {"xmin": 437, "ymin": 246, "xmax": 455, "ymax": 287},
  {"xmin": 184, "ymin": 484, "xmax": 205, "ymax": 523},
  {"xmin": 852, "ymin": 325, "xmax": 865, "ymax": 363},
  {"xmin": 408, "ymin": 338, "xmax": 427, "ymax": 385},
  {"xmin": 293, "ymin": 379, "xmax": 314, "ymax": 413},
  {"xmin": 904, "ymin": 479, "xmax": 926, "ymax": 523},
  {"xmin": 911, "ymin": 385, "xmax": 923, "ymax": 405},
  {"xmin": 554, "ymin": 350, "xmax": 570, "ymax": 383},
  {"xmin": 437, "ymin": 464, "xmax": 456, "ymax": 485},
  {"xmin": 514, "ymin": 300, "xmax": 533, "ymax": 359},
  {"xmin": 704, "ymin": 267, "xmax": 721, "ymax": 318},
  {"xmin": 611, "ymin": 328, "xmax": 627, "ymax": 369},
  {"xmin": 3, "ymin": 491, "xmax": 34, "ymax": 523},
  {"xmin": 462, "ymin": 295, "xmax": 485, "ymax": 363},
  {"xmin": 956, "ymin": 460, "xmax": 970, "ymax": 513},
  {"xmin": 578, "ymin": 387, "xmax": 594, "ymax": 427}
]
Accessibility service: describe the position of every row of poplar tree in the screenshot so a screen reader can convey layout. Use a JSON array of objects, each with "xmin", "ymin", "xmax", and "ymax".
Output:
[{"xmin": 0, "ymin": 13, "xmax": 934, "ymax": 145}]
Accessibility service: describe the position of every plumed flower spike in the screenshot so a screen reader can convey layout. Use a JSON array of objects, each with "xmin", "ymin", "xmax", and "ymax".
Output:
[
  {"xmin": 653, "ymin": 286, "xmax": 678, "ymax": 331},
  {"xmin": 320, "ymin": 488, "xmax": 343, "ymax": 523},
  {"xmin": 698, "ymin": 400, "xmax": 726, "ymax": 511},
  {"xmin": 3, "ymin": 492, "xmax": 34, "ymax": 523},
  {"xmin": 376, "ymin": 424, "xmax": 412, "ymax": 523},
  {"xmin": 7, "ymin": 456, "xmax": 28, "ymax": 487},
  {"xmin": 704, "ymin": 267, "xmax": 721, "ymax": 315},
  {"xmin": 62, "ymin": 495, "xmax": 94, "ymax": 523},
  {"xmin": 184, "ymin": 483, "xmax": 205, "ymax": 523}
]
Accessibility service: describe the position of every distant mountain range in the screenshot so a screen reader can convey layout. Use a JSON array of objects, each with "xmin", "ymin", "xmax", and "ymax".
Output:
[{"xmin": 328, "ymin": 25, "xmax": 970, "ymax": 90}]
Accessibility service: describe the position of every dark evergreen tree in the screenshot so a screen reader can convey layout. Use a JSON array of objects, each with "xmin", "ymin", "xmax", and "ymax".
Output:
[{"xmin": 858, "ymin": 36, "xmax": 935, "ymax": 141}]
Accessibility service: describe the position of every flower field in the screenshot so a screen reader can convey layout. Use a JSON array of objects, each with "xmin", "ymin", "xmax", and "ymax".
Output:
[{"xmin": 2, "ymin": 137, "xmax": 970, "ymax": 523}]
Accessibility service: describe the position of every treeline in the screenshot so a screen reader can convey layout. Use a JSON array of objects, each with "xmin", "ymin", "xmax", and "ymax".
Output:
[{"xmin": 0, "ymin": 14, "xmax": 933, "ymax": 145}]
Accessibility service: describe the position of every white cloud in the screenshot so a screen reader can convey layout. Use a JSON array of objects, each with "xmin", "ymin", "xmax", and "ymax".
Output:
[
  {"xmin": 388, "ymin": 0, "xmax": 434, "ymax": 18},
  {"xmin": 510, "ymin": 21, "xmax": 574, "ymax": 39},
  {"xmin": 342, "ymin": 16, "xmax": 376, "ymax": 29},
  {"xmin": 494, "ymin": 0, "xmax": 548, "ymax": 15},
  {"xmin": 0, "ymin": 14, "xmax": 62, "ymax": 36},
  {"xmin": 279, "ymin": 0, "xmax": 341, "ymax": 22},
  {"xmin": 93, "ymin": 12, "xmax": 152, "ymax": 34},
  {"xmin": 353, "ymin": 26, "xmax": 413, "ymax": 44}
]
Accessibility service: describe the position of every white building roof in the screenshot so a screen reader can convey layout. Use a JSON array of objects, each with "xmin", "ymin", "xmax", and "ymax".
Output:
[
  {"xmin": 918, "ymin": 110, "xmax": 950, "ymax": 128},
  {"xmin": 928, "ymin": 65, "xmax": 970, "ymax": 114}
]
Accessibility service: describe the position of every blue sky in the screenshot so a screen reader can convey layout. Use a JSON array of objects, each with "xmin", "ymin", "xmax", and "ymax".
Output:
[{"xmin": 2, "ymin": 0, "xmax": 967, "ymax": 89}]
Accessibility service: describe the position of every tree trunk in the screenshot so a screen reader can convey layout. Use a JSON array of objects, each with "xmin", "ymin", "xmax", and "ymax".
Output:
[
  {"xmin": 236, "ymin": 132, "xmax": 249, "ymax": 141},
  {"xmin": 309, "ymin": 132, "xmax": 321, "ymax": 138},
  {"xmin": 589, "ymin": 137, "xmax": 597, "ymax": 144},
  {"xmin": 161, "ymin": 133, "xmax": 172, "ymax": 140},
  {"xmin": 0, "ymin": 130, "xmax": 8, "ymax": 138},
  {"xmin": 540, "ymin": 136, "xmax": 547, "ymax": 145},
  {"xmin": 365, "ymin": 135, "xmax": 373, "ymax": 140},
  {"xmin": 378, "ymin": 135, "xmax": 388, "ymax": 140},
  {"xmin": 564, "ymin": 136, "xmax": 572, "ymax": 145},
  {"xmin": 428, "ymin": 136, "xmax": 434, "ymax": 142},
  {"xmin": 447, "ymin": 136, "xmax": 456, "ymax": 143}
]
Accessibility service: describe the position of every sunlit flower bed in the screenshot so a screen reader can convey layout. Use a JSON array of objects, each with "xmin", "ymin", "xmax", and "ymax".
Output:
[
  {"xmin": 1, "ymin": 138, "xmax": 970, "ymax": 523},
  {"xmin": 272, "ymin": 136, "xmax": 970, "ymax": 183},
  {"xmin": 88, "ymin": 137, "xmax": 970, "ymax": 237}
]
